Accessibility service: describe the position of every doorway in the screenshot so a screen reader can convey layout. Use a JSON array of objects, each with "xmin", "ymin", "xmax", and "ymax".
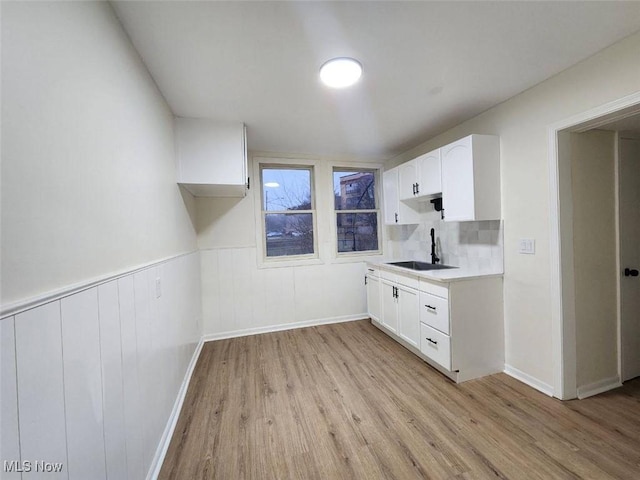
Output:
[
  {"xmin": 549, "ymin": 94, "xmax": 640, "ymax": 399},
  {"xmin": 618, "ymin": 132, "xmax": 640, "ymax": 382}
]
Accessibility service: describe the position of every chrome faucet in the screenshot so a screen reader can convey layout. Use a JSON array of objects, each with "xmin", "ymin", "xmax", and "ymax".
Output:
[{"xmin": 430, "ymin": 228, "xmax": 440, "ymax": 264}]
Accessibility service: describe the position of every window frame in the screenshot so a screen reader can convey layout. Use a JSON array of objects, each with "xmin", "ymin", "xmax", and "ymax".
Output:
[
  {"xmin": 332, "ymin": 166, "xmax": 382, "ymax": 258},
  {"xmin": 255, "ymin": 157, "xmax": 321, "ymax": 267}
]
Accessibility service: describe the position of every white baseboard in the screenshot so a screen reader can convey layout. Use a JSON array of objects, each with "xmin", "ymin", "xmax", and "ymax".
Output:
[
  {"xmin": 202, "ymin": 314, "xmax": 368, "ymax": 342},
  {"xmin": 577, "ymin": 376, "xmax": 622, "ymax": 399},
  {"xmin": 504, "ymin": 364, "xmax": 554, "ymax": 397},
  {"xmin": 147, "ymin": 337, "xmax": 205, "ymax": 480}
]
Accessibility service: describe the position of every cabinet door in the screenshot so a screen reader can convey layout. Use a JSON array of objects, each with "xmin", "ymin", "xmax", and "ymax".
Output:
[
  {"xmin": 175, "ymin": 118, "xmax": 248, "ymax": 197},
  {"xmin": 441, "ymin": 136, "xmax": 475, "ymax": 221},
  {"xmin": 416, "ymin": 149, "xmax": 441, "ymax": 197},
  {"xmin": 381, "ymin": 280, "xmax": 398, "ymax": 333},
  {"xmin": 398, "ymin": 160, "xmax": 418, "ymax": 200},
  {"xmin": 398, "ymin": 285, "xmax": 420, "ymax": 348},
  {"xmin": 383, "ymin": 169, "xmax": 400, "ymax": 225},
  {"xmin": 366, "ymin": 275, "xmax": 381, "ymax": 323},
  {"xmin": 383, "ymin": 168, "xmax": 420, "ymax": 225}
]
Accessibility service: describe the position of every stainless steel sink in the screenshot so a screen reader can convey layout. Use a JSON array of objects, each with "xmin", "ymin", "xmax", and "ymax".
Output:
[{"xmin": 387, "ymin": 261, "xmax": 457, "ymax": 271}]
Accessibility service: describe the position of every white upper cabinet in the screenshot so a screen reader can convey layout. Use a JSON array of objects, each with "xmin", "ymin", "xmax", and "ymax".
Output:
[
  {"xmin": 441, "ymin": 134, "xmax": 500, "ymax": 222},
  {"xmin": 175, "ymin": 118, "xmax": 248, "ymax": 197},
  {"xmin": 398, "ymin": 148, "xmax": 441, "ymax": 200},
  {"xmin": 383, "ymin": 167, "xmax": 420, "ymax": 225},
  {"xmin": 416, "ymin": 149, "xmax": 442, "ymax": 197},
  {"xmin": 398, "ymin": 161, "xmax": 418, "ymax": 201}
]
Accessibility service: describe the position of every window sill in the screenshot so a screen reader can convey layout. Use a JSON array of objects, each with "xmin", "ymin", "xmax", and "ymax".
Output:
[
  {"xmin": 257, "ymin": 256, "xmax": 324, "ymax": 269},
  {"xmin": 330, "ymin": 251, "xmax": 384, "ymax": 264}
]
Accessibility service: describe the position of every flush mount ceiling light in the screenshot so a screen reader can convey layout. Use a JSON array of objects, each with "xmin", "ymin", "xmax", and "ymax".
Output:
[{"xmin": 319, "ymin": 57, "xmax": 362, "ymax": 88}]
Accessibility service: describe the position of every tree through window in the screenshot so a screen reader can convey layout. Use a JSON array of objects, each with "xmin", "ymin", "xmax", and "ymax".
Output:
[
  {"xmin": 333, "ymin": 169, "xmax": 379, "ymax": 254},
  {"xmin": 261, "ymin": 166, "xmax": 315, "ymax": 258}
]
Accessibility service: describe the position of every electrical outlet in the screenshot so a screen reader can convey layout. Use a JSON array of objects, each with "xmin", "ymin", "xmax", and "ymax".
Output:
[
  {"xmin": 518, "ymin": 238, "xmax": 535, "ymax": 255},
  {"xmin": 155, "ymin": 278, "xmax": 162, "ymax": 298}
]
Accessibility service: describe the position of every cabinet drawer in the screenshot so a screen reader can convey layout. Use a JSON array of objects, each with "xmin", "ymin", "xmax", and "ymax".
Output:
[
  {"xmin": 366, "ymin": 265, "xmax": 380, "ymax": 278},
  {"xmin": 396, "ymin": 273, "xmax": 419, "ymax": 290},
  {"xmin": 419, "ymin": 279, "xmax": 448, "ymax": 299},
  {"xmin": 420, "ymin": 323, "xmax": 451, "ymax": 371},
  {"xmin": 380, "ymin": 269, "xmax": 396, "ymax": 282},
  {"xmin": 380, "ymin": 270, "xmax": 419, "ymax": 289},
  {"xmin": 419, "ymin": 292, "xmax": 449, "ymax": 334}
]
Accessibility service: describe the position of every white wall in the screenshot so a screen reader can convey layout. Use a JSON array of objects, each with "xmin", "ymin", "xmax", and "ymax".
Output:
[
  {"xmin": 198, "ymin": 154, "xmax": 378, "ymax": 338},
  {"xmin": 388, "ymin": 30, "xmax": 640, "ymax": 390},
  {"xmin": 1, "ymin": 3, "xmax": 203, "ymax": 478},
  {"xmin": 1, "ymin": 1, "xmax": 197, "ymax": 306},
  {"xmin": 1, "ymin": 252, "xmax": 201, "ymax": 480},
  {"xmin": 570, "ymin": 130, "xmax": 618, "ymax": 389}
]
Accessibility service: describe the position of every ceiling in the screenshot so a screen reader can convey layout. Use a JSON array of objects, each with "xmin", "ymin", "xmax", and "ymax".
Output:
[{"xmin": 112, "ymin": 1, "xmax": 640, "ymax": 160}]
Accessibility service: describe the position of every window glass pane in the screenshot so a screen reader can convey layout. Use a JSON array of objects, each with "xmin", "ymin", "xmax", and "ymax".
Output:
[
  {"xmin": 263, "ymin": 168, "xmax": 312, "ymax": 211},
  {"xmin": 333, "ymin": 171, "xmax": 376, "ymax": 210},
  {"xmin": 265, "ymin": 213, "xmax": 314, "ymax": 257},
  {"xmin": 336, "ymin": 212, "xmax": 379, "ymax": 253}
]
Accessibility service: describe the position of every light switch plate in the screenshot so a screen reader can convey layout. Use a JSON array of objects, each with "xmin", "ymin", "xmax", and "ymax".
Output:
[{"xmin": 518, "ymin": 238, "xmax": 535, "ymax": 255}]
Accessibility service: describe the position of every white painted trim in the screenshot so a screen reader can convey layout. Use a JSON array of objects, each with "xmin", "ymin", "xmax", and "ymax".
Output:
[
  {"xmin": 202, "ymin": 314, "xmax": 367, "ymax": 342},
  {"xmin": 547, "ymin": 90, "xmax": 640, "ymax": 400},
  {"xmin": 147, "ymin": 338, "xmax": 205, "ymax": 480},
  {"xmin": 504, "ymin": 364, "xmax": 554, "ymax": 397},
  {"xmin": 577, "ymin": 376, "xmax": 622, "ymax": 400},
  {"xmin": 0, "ymin": 251, "xmax": 199, "ymax": 320},
  {"xmin": 548, "ymin": 127, "xmax": 566, "ymax": 399},
  {"xmin": 614, "ymin": 133, "xmax": 623, "ymax": 383}
]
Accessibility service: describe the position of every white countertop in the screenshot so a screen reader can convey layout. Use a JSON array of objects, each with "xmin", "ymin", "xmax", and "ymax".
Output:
[{"xmin": 366, "ymin": 259, "xmax": 503, "ymax": 283}]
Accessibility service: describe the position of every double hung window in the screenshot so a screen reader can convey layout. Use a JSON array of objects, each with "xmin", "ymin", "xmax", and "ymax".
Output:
[
  {"xmin": 333, "ymin": 169, "xmax": 380, "ymax": 254},
  {"xmin": 261, "ymin": 166, "xmax": 316, "ymax": 258}
]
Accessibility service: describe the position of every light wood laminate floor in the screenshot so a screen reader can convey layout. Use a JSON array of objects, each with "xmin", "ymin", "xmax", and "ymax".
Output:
[{"xmin": 160, "ymin": 320, "xmax": 640, "ymax": 479}]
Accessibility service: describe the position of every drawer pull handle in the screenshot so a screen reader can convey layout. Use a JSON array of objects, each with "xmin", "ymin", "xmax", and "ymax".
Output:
[
  {"xmin": 425, "ymin": 305, "xmax": 437, "ymax": 311},
  {"xmin": 426, "ymin": 337, "xmax": 438, "ymax": 345},
  {"xmin": 368, "ymin": 268, "xmax": 375, "ymax": 272}
]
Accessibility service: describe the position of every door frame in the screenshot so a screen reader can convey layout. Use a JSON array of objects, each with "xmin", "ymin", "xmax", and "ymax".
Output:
[
  {"xmin": 618, "ymin": 131, "xmax": 640, "ymax": 382},
  {"xmin": 548, "ymin": 90, "xmax": 640, "ymax": 400}
]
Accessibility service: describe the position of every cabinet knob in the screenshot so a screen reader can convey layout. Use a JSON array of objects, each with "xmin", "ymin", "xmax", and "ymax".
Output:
[{"xmin": 624, "ymin": 268, "xmax": 639, "ymax": 277}]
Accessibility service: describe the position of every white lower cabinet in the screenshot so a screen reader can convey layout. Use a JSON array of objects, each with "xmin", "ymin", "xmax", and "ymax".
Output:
[
  {"xmin": 381, "ymin": 279, "xmax": 398, "ymax": 333},
  {"xmin": 378, "ymin": 271, "xmax": 420, "ymax": 348},
  {"xmin": 419, "ymin": 291, "xmax": 449, "ymax": 334},
  {"xmin": 398, "ymin": 285, "xmax": 420, "ymax": 348},
  {"xmin": 368, "ymin": 263, "xmax": 504, "ymax": 383},
  {"xmin": 420, "ymin": 323, "xmax": 451, "ymax": 371},
  {"xmin": 366, "ymin": 267, "xmax": 381, "ymax": 324}
]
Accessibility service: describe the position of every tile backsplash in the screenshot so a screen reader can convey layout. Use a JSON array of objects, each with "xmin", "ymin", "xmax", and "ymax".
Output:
[{"xmin": 386, "ymin": 206, "xmax": 504, "ymax": 273}]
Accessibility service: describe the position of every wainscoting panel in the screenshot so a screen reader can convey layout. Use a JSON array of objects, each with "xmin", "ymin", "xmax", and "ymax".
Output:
[
  {"xmin": 118, "ymin": 274, "xmax": 145, "ymax": 480},
  {"xmin": 97, "ymin": 281, "xmax": 128, "ymax": 480},
  {"xmin": 2, "ymin": 252, "xmax": 201, "ymax": 480},
  {"xmin": 60, "ymin": 289, "xmax": 107, "ymax": 480},
  {"xmin": 200, "ymin": 247, "xmax": 367, "ymax": 338},
  {"xmin": 15, "ymin": 302, "xmax": 68, "ymax": 479},
  {"xmin": 1, "ymin": 317, "xmax": 21, "ymax": 480}
]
